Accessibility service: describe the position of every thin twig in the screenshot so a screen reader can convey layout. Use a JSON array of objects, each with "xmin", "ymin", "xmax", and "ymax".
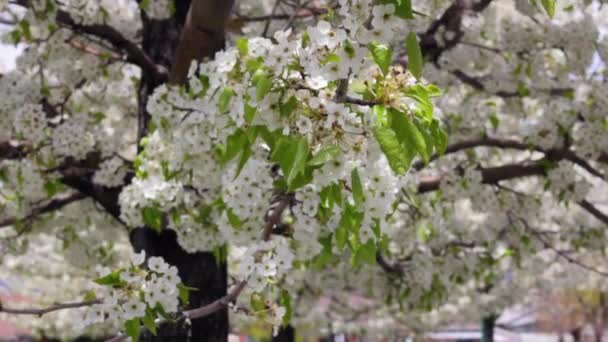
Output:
[{"xmin": 0, "ymin": 299, "xmax": 101, "ymax": 316}]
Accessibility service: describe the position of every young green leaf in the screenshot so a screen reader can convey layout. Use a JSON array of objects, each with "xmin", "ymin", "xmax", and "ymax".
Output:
[
  {"xmin": 350, "ymin": 168, "xmax": 364, "ymax": 207},
  {"xmin": 279, "ymin": 290, "xmax": 293, "ymax": 326},
  {"xmin": 124, "ymin": 318, "xmax": 141, "ymax": 342},
  {"xmin": 236, "ymin": 37, "xmax": 248, "ymax": 56},
  {"xmin": 382, "ymin": 0, "xmax": 414, "ymax": 19},
  {"xmin": 541, "ymin": 0, "xmax": 556, "ymax": 18},
  {"xmin": 218, "ymin": 87, "xmax": 233, "ymax": 113},
  {"xmin": 308, "ymin": 145, "xmax": 341, "ymax": 167},
  {"xmin": 143, "ymin": 308, "xmax": 158, "ymax": 336},
  {"xmin": 389, "ymin": 109, "xmax": 429, "ymax": 164},
  {"xmin": 256, "ymin": 73, "xmax": 273, "ymax": 101},
  {"xmin": 406, "ymin": 32, "xmax": 423, "ymax": 80},
  {"xmin": 142, "ymin": 206, "xmax": 163, "ymax": 233},
  {"xmin": 270, "ymin": 136, "xmax": 310, "ymax": 190},
  {"xmin": 373, "ymin": 126, "xmax": 411, "ymax": 174},
  {"xmin": 94, "ymin": 270, "xmax": 124, "ymax": 286},
  {"xmin": 369, "ymin": 43, "xmax": 393, "ymax": 75}
]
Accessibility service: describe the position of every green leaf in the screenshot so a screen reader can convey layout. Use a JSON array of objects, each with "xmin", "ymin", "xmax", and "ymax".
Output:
[
  {"xmin": 94, "ymin": 270, "xmax": 123, "ymax": 286},
  {"xmin": 226, "ymin": 209, "xmax": 243, "ymax": 229},
  {"xmin": 142, "ymin": 206, "xmax": 163, "ymax": 233},
  {"xmin": 383, "ymin": 0, "xmax": 414, "ymax": 19},
  {"xmin": 177, "ymin": 283, "xmax": 198, "ymax": 305},
  {"xmin": 279, "ymin": 95, "xmax": 298, "ymax": 118},
  {"xmin": 19, "ymin": 20, "xmax": 32, "ymax": 41},
  {"xmin": 236, "ymin": 37, "xmax": 248, "ymax": 56},
  {"xmin": 352, "ymin": 240, "xmax": 377, "ymax": 266},
  {"xmin": 83, "ymin": 290, "xmax": 97, "ymax": 301},
  {"xmin": 403, "ymin": 84, "xmax": 434, "ymax": 121},
  {"xmin": 244, "ymin": 103, "xmax": 257, "ymax": 124},
  {"xmin": 124, "ymin": 318, "xmax": 141, "ymax": 342},
  {"xmin": 369, "ymin": 43, "xmax": 392, "ymax": 75},
  {"xmin": 389, "ymin": 109, "xmax": 428, "ymax": 164},
  {"xmin": 308, "ymin": 145, "xmax": 341, "ymax": 167},
  {"xmin": 430, "ymin": 119, "xmax": 447, "ymax": 156},
  {"xmin": 44, "ymin": 179, "xmax": 64, "ymax": 198},
  {"xmin": 143, "ymin": 308, "xmax": 157, "ymax": 336},
  {"xmin": 270, "ymin": 136, "xmax": 310, "ymax": 190},
  {"xmin": 335, "ymin": 223, "xmax": 348, "ymax": 250},
  {"xmin": 279, "ymin": 290, "xmax": 292, "ymax": 326},
  {"xmin": 372, "ymin": 104, "xmax": 389, "ymax": 127},
  {"xmin": 373, "ymin": 127, "xmax": 410, "ymax": 175},
  {"xmin": 406, "ymin": 32, "xmax": 423, "ymax": 79},
  {"xmin": 218, "ymin": 129, "xmax": 248, "ymax": 165},
  {"xmin": 218, "ymin": 87, "xmax": 233, "ymax": 113},
  {"xmin": 540, "ymin": 0, "xmax": 556, "ymax": 18},
  {"xmin": 256, "ymin": 73, "xmax": 273, "ymax": 101},
  {"xmin": 350, "ymin": 168, "xmax": 364, "ymax": 207},
  {"xmin": 250, "ymin": 293, "xmax": 266, "ymax": 317}
]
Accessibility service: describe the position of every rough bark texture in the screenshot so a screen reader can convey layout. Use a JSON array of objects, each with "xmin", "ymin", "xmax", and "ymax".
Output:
[{"xmin": 131, "ymin": 1, "xmax": 235, "ymax": 341}]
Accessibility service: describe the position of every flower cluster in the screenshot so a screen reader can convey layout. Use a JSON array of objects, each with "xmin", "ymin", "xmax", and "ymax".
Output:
[{"xmin": 80, "ymin": 252, "xmax": 182, "ymax": 333}]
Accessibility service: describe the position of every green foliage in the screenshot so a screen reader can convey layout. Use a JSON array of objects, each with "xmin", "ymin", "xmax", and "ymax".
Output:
[
  {"xmin": 124, "ymin": 318, "xmax": 141, "ymax": 342},
  {"xmin": 350, "ymin": 168, "xmax": 365, "ymax": 207},
  {"xmin": 405, "ymin": 32, "xmax": 423, "ymax": 79},
  {"xmin": 142, "ymin": 206, "xmax": 163, "ymax": 233},
  {"xmin": 279, "ymin": 290, "xmax": 292, "ymax": 326},
  {"xmin": 236, "ymin": 38, "xmax": 249, "ymax": 56},
  {"xmin": 270, "ymin": 135, "xmax": 310, "ymax": 190},
  {"xmin": 307, "ymin": 145, "xmax": 341, "ymax": 167},
  {"xmin": 44, "ymin": 179, "xmax": 65, "ymax": 198},
  {"xmin": 369, "ymin": 43, "xmax": 393, "ymax": 75},
  {"xmin": 382, "ymin": 0, "xmax": 413, "ymax": 19},
  {"xmin": 94, "ymin": 270, "xmax": 124, "ymax": 287}
]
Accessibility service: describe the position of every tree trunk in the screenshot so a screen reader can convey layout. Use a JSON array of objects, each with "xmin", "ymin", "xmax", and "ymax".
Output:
[
  {"xmin": 272, "ymin": 325, "xmax": 295, "ymax": 342},
  {"xmin": 131, "ymin": 1, "xmax": 234, "ymax": 340},
  {"xmin": 481, "ymin": 315, "xmax": 497, "ymax": 342},
  {"xmin": 571, "ymin": 327, "xmax": 581, "ymax": 342}
]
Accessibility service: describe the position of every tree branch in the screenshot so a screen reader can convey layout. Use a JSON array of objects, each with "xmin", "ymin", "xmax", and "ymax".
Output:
[
  {"xmin": 417, "ymin": 161, "xmax": 546, "ymax": 193},
  {"xmin": 510, "ymin": 214, "xmax": 608, "ymax": 277},
  {"xmin": 182, "ymin": 281, "xmax": 247, "ymax": 320},
  {"xmin": 0, "ymin": 192, "xmax": 86, "ymax": 229},
  {"xmin": 579, "ymin": 200, "xmax": 608, "ymax": 226},
  {"xmin": 0, "ymin": 299, "xmax": 101, "ymax": 316},
  {"xmin": 413, "ymin": 136, "xmax": 605, "ymax": 181},
  {"xmin": 12, "ymin": 0, "xmax": 167, "ymax": 81},
  {"xmin": 170, "ymin": 0, "xmax": 236, "ymax": 84}
]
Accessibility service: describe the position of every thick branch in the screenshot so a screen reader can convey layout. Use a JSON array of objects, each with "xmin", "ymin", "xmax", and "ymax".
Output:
[
  {"xmin": 170, "ymin": 0, "xmax": 236, "ymax": 84},
  {"xmin": 417, "ymin": 162, "xmax": 546, "ymax": 193},
  {"xmin": 414, "ymin": 136, "xmax": 605, "ymax": 181},
  {"xmin": 0, "ymin": 299, "xmax": 101, "ymax": 316},
  {"xmin": 419, "ymin": 0, "xmax": 494, "ymax": 64}
]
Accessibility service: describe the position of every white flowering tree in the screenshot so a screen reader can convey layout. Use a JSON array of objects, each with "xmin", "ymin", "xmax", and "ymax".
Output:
[{"xmin": 0, "ymin": 0, "xmax": 607, "ymax": 341}]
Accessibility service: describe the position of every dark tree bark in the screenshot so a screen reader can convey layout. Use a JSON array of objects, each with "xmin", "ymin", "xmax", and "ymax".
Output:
[
  {"xmin": 130, "ymin": 1, "xmax": 235, "ymax": 341},
  {"xmin": 272, "ymin": 325, "xmax": 295, "ymax": 342},
  {"xmin": 481, "ymin": 315, "xmax": 497, "ymax": 342}
]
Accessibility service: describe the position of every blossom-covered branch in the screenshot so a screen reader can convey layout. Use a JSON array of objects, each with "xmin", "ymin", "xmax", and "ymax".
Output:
[{"xmin": 11, "ymin": 0, "xmax": 168, "ymax": 81}]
